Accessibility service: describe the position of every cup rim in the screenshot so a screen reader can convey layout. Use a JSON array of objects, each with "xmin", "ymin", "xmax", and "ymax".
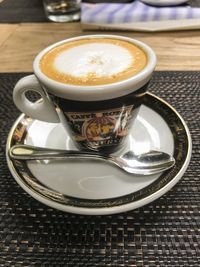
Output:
[{"xmin": 33, "ymin": 34, "xmax": 157, "ymax": 101}]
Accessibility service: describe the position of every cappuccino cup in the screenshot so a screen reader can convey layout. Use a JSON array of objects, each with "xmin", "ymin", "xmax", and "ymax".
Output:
[{"xmin": 13, "ymin": 35, "xmax": 156, "ymax": 153}]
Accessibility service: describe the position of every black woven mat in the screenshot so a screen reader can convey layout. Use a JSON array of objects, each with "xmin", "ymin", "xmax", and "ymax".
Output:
[
  {"xmin": 0, "ymin": 72, "xmax": 199, "ymax": 266},
  {"xmin": 0, "ymin": 0, "xmax": 47, "ymax": 23}
]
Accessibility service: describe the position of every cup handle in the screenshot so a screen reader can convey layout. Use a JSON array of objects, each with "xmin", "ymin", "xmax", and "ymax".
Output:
[{"xmin": 13, "ymin": 74, "xmax": 60, "ymax": 123}]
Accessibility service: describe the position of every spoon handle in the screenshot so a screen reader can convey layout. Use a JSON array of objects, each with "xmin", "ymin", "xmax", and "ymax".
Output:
[{"xmin": 9, "ymin": 144, "xmax": 105, "ymax": 161}]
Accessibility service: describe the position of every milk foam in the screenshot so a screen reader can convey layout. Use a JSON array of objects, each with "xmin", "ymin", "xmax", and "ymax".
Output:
[
  {"xmin": 54, "ymin": 43, "xmax": 133, "ymax": 78},
  {"xmin": 40, "ymin": 38, "xmax": 147, "ymax": 86}
]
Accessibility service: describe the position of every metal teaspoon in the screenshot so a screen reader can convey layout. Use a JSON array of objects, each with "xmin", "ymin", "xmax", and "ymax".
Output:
[{"xmin": 9, "ymin": 144, "xmax": 175, "ymax": 176}]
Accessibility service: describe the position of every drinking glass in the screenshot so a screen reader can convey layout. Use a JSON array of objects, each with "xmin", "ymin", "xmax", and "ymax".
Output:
[{"xmin": 43, "ymin": 0, "xmax": 81, "ymax": 22}]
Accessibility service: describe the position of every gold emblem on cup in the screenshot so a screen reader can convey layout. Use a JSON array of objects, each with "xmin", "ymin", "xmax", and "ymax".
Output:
[{"xmin": 65, "ymin": 105, "xmax": 133, "ymax": 150}]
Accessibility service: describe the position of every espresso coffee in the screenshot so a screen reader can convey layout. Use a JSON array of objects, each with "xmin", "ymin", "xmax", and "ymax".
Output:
[{"xmin": 40, "ymin": 38, "xmax": 147, "ymax": 86}]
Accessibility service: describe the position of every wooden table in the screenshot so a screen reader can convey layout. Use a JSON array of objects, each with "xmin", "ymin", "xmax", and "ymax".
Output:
[{"xmin": 0, "ymin": 22, "xmax": 200, "ymax": 72}]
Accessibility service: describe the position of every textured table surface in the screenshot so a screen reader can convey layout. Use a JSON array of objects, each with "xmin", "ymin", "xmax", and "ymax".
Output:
[{"xmin": 0, "ymin": 71, "xmax": 199, "ymax": 266}]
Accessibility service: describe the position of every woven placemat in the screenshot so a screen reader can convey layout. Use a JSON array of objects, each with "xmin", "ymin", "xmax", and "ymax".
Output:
[
  {"xmin": 0, "ymin": 72, "xmax": 199, "ymax": 266},
  {"xmin": 0, "ymin": 0, "xmax": 47, "ymax": 23}
]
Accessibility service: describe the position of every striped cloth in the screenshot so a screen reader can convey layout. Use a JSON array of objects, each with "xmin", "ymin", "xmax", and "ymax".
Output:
[{"xmin": 81, "ymin": 0, "xmax": 200, "ymax": 24}]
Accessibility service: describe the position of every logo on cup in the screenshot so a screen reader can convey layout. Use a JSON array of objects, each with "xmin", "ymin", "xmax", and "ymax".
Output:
[
  {"xmin": 65, "ymin": 105, "xmax": 133, "ymax": 149},
  {"xmin": 83, "ymin": 114, "xmax": 116, "ymax": 141}
]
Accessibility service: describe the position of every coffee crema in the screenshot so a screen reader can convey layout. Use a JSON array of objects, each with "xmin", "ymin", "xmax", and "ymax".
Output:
[{"xmin": 40, "ymin": 38, "xmax": 147, "ymax": 86}]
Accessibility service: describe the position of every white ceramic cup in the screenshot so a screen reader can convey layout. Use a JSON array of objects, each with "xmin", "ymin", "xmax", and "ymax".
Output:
[{"xmin": 13, "ymin": 35, "xmax": 156, "ymax": 152}]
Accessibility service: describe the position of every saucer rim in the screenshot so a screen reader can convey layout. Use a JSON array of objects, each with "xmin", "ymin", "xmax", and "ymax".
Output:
[
  {"xmin": 140, "ymin": 0, "xmax": 189, "ymax": 6},
  {"xmin": 6, "ymin": 93, "xmax": 192, "ymax": 215}
]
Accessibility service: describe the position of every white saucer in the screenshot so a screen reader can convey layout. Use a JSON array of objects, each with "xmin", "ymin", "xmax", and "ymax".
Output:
[
  {"xmin": 6, "ymin": 93, "xmax": 192, "ymax": 215},
  {"xmin": 140, "ymin": 0, "xmax": 189, "ymax": 6}
]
